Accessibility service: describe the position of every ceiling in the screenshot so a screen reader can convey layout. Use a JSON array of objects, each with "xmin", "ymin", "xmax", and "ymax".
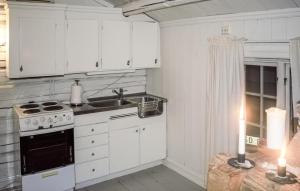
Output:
[{"xmin": 105, "ymin": 0, "xmax": 300, "ymax": 21}]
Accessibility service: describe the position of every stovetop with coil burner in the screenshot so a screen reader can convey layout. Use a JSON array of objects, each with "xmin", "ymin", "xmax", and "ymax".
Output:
[{"xmin": 14, "ymin": 101, "xmax": 74, "ymax": 132}]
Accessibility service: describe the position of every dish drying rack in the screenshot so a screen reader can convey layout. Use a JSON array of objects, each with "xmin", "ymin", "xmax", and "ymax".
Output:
[{"xmin": 137, "ymin": 97, "xmax": 163, "ymax": 118}]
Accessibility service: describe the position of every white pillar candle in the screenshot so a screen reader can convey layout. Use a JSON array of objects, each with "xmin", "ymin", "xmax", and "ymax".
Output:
[
  {"xmin": 239, "ymin": 107, "xmax": 246, "ymax": 155},
  {"xmin": 266, "ymin": 108, "xmax": 286, "ymax": 150},
  {"xmin": 277, "ymin": 145, "xmax": 287, "ymax": 177},
  {"xmin": 278, "ymin": 157, "xmax": 287, "ymax": 167}
]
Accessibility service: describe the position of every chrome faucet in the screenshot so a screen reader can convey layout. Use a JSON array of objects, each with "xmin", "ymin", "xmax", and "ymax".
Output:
[{"xmin": 112, "ymin": 88, "xmax": 127, "ymax": 100}]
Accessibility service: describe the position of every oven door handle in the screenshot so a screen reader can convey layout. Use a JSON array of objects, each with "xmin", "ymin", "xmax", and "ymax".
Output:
[
  {"xmin": 22, "ymin": 155, "xmax": 26, "ymax": 173},
  {"xmin": 69, "ymin": 146, "xmax": 73, "ymax": 163},
  {"xmin": 20, "ymin": 124, "xmax": 75, "ymax": 137}
]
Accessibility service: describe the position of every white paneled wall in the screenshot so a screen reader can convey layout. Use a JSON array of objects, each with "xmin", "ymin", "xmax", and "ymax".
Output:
[{"xmin": 149, "ymin": 8, "xmax": 300, "ymax": 187}]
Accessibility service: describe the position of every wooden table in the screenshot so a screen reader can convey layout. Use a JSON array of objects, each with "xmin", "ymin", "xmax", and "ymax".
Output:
[{"xmin": 207, "ymin": 133, "xmax": 300, "ymax": 191}]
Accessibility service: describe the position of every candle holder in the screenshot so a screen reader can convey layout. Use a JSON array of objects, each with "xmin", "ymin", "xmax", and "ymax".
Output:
[
  {"xmin": 265, "ymin": 170, "xmax": 298, "ymax": 185},
  {"xmin": 227, "ymin": 154, "xmax": 255, "ymax": 169}
]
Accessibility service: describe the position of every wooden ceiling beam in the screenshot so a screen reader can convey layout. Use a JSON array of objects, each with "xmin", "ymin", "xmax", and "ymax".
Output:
[{"xmin": 122, "ymin": 0, "xmax": 210, "ymax": 16}]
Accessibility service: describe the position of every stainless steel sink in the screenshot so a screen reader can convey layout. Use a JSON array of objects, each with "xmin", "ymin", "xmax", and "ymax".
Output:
[{"xmin": 88, "ymin": 99, "xmax": 132, "ymax": 108}]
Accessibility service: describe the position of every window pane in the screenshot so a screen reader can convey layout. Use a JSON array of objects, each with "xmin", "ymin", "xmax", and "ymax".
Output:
[
  {"xmin": 246, "ymin": 95, "xmax": 260, "ymax": 124},
  {"xmin": 263, "ymin": 128, "xmax": 267, "ymax": 139},
  {"xmin": 246, "ymin": 124, "xmax": 260, "ymax": 137},
  {"xmin": 263, "ymin": 98, "xmax": 276, "ymax": 126},
  {"xmin": 246, "ymin": 65, "xmax": 260, "ymax": 93},
  {"xmin": 263, "ymin": 66, "xmax": 277, "ymax": 96}
]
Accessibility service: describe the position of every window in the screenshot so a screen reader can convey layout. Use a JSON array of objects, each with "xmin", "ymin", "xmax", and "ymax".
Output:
[
  {"xmin": 0, "ymin": 6, "xmax": 6, "ymax": 70},
  {"xmin": 245, "ymin": 58, "xmax": 291, "ymax": 146}
]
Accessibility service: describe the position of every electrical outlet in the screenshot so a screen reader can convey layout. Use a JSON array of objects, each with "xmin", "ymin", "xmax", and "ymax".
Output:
[
  {"xmin": 246, "ymin": 136, "xmax": 260, "ymax": 146},
  {"xmin": 221, "ymin": 25, "xmax": 231, "ymax": 35}
]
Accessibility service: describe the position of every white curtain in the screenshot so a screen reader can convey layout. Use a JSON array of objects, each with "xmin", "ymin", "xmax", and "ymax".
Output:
[
  {"xmin": 205, "ymin": 35, "xmax": 245, "ymax": 172},
  {"xmin": 290, "ymin": 39, "xmax": 300, "ymax": 117}
]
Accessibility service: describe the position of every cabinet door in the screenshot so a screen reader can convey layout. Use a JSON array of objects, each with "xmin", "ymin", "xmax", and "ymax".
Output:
[
  {"xmin": 132, "ymin": 22, "xmax": 160, "ymax": 68},
  {"xmin": 102, "ymin": 21, "xmax": 131, "ymax": 70},
  {"xmin": 66, "ymin": 19, "xmax": 99, "ymax": 74},
  {"xmin": 140, "ymin": 121, "xmax": 166, "ymax": 164},
  {"xmin": 110, "ymin": 127, "xmax": 139, "ymax": 173},
  {"xmin": 18, "ymin": 18, "xmax": 58, "ymax": 77}
]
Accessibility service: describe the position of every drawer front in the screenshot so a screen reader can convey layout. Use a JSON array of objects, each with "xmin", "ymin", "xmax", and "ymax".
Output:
[
  {"xmin": 75, "ymin": 112, "xmax": 109, "ymax": 126},
  {"xmin": 109, "ymin": 115, "xmax": 140, "ymax": 131},
  {"xmin": 75, "ymin": 158, "xmax": 109, "ymax": 183},
  {"xmin": 75, "ymin": 146, "xmax": 108, "ymax": 164},
  {"xmin": 75, "ymin": 123, "xmax": 108, "ymax": 138},
  {"xmin": 75, "ymin": 134, "xmax": 108, "ymax": 150}
]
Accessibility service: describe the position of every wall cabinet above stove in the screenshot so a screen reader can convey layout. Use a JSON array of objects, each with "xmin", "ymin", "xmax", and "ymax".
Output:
[
  {"xmin": 6, "ymin": 3, "xmax": 65, "ymax": 78},
  {"xmin": 5, "ymin": 2, "xmax": 160, "ymax": 78}
]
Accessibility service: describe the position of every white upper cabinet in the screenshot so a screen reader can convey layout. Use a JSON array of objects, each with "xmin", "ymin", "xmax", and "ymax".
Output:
[
  {"xmin": 6, "ymin": 2, "xmax": 65, "ymax": 78},
  {"xmin": 6, "ymin": 2, "xmax": 160, "ymax": 78},
  {"xmin": 101, "ymin": 20, "xmax": 131, "ymax": 70},
  {"xmin": 132, "ymin": 22, "xmax": 160, "ymax": 68},
  {"xmin": 66, "ymin": 12, "xmax": 100, "ymax": 74}
]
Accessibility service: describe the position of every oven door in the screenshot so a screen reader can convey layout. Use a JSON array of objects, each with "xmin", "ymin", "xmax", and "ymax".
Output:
[{"xmin": 20, "ymin": 128, "xmax": 74, "ymax": 175}]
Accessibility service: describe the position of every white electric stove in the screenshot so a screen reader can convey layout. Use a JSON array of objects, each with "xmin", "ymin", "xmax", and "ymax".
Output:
[{"xmin": 14, "ymin": 101, "xmax": 75, "ymax": 191}]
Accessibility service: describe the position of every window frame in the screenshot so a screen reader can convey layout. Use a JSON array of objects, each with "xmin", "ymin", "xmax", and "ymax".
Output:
[{"xmin": 244, "ymin": 58, "xmax": 291, "ymax": 143}]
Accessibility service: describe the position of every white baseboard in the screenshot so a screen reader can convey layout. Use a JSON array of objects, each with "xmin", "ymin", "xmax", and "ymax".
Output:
[
  {"xmin": 163, "ymin": 158, "xmax": 206, "ymax": 189},
  {"xmin": 75, "ymin": 160, "xmax": 162, "ymax": 189}
]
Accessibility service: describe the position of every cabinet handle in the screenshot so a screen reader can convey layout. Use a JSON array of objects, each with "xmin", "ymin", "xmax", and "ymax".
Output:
[
  {"xmin": 136, "ymin": 129, "xmax": 139, "ymax": 133},
  {"xmin": 142, "ymin": 128, "xmax": 146, "ymax": 131},
  {"xmin": 126, "ymin": 60, "xmax": 130, "ymax": 66},
  {"xmin": 91, "ymin": 140, "xmax": 95, "ymax": 144},
  {"xmin": 20, "ymin": 65, "xmax": 23, "ymax": 72},
  {"xmin": 91, "ymin": 153, "xmax": 95, "ymax": 156},
  {"xmin": 91, "ymin": 128, "xmax": 94, "ymax": 132},
  {"xmin": 155, "ymin": 59, "xmax": 158, "ymax": 64},
  {"xmin": 96, "ymin": 61, "xmax": 99, "ymax": 67}
]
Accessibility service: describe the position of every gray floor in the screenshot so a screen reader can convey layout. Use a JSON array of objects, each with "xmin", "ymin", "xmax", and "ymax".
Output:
[{"xmin": 78, "ymin": 165, "xmax": 205, "ymax": 191}]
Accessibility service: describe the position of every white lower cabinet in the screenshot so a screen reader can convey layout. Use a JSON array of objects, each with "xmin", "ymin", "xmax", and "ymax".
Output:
[
  {"xmin": 74, "ymin": 108, "xmax": 167, "ymax": 186},
  {"xmin": 109, "ymin": 126, "xmax": 140, "ymax": 173},
  {"xmin": 109, "ymin": 114, "xmax": 167, "ymax": 174},
  {"xmin": 140, "ymin": 121, "xmax": 166, "ymax": 164},
  {"xmin": 74, "ymin": 118, "xmax": 110, "ymax": 184},
  {"xmin": 75, "ymin": 158, "xmax": 109, "ymax": 183}
]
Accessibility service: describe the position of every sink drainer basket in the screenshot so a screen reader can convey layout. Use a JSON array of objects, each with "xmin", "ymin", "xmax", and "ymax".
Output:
[{"xmin": 138, "ymin": 97, "xmax": 163, "ymax": 114}]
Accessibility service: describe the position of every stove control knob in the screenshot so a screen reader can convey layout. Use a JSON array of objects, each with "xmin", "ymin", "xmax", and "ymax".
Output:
[
  {"xmin": 33, "ymin": 119, "xmax": 38, "ymax": 126},
  {"xmin": 58, "ymin": 116, "xmax": 63, "ymax": 122},
  {"xmin": 48, "ymin": 118, "xmax": 53, "ymax": 123},
  {"xmin": 40, "ymin": 116, "xmax": 45, "ymax": 123},
  {"xmin": 66, "ymin": 115, "xmax": 72, "ymax": 121},
  {"xmin": 25, "ymin": 119, "xmax": 31, "ymax": 125}
]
